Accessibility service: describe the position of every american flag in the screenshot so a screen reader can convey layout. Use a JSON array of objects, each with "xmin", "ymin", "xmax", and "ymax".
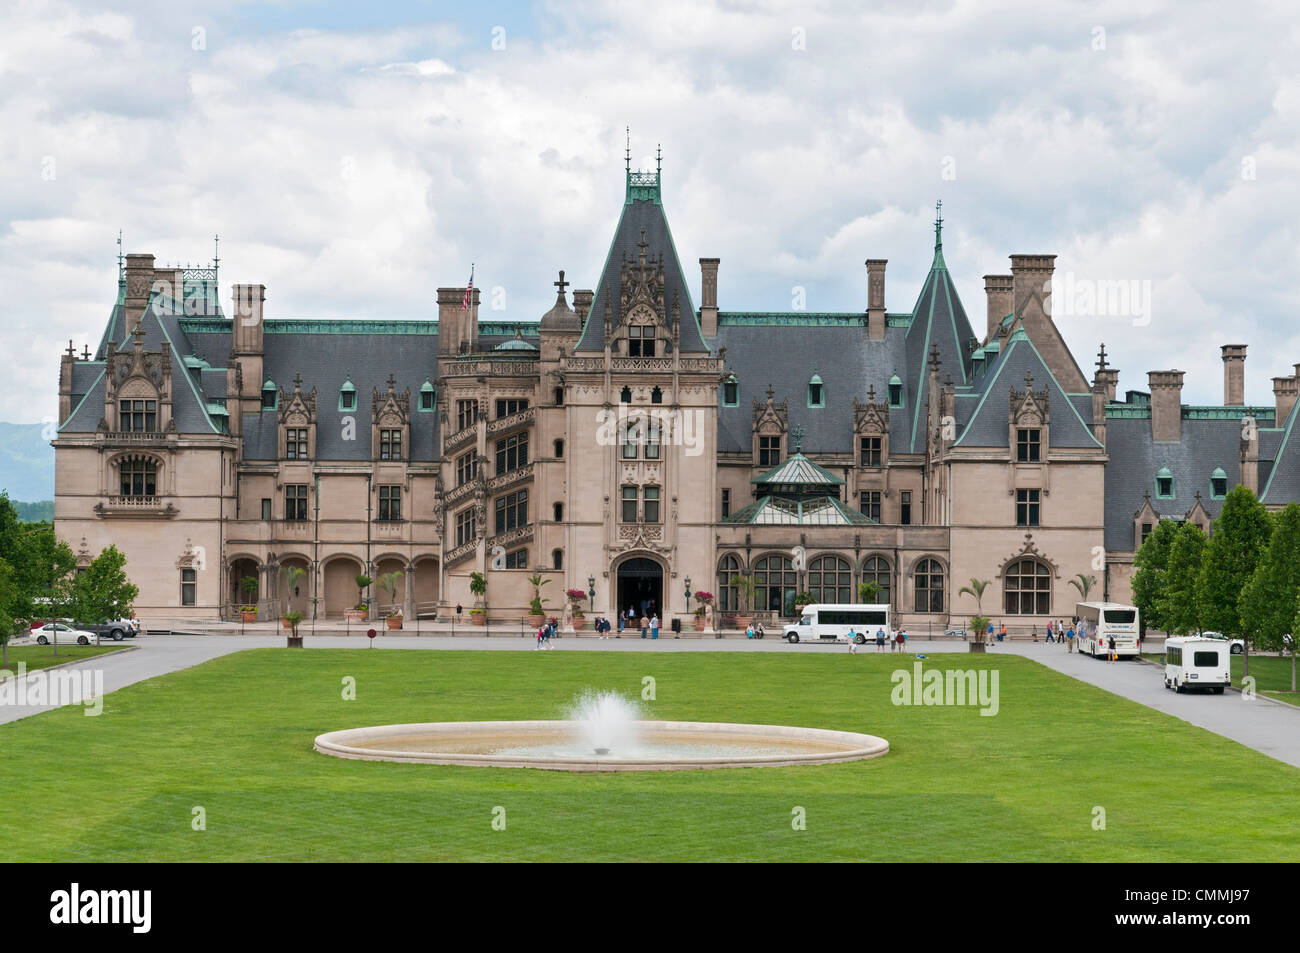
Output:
[{"xmin": 461, "ymin": 264, "xmax": 474, "ymax": 310}]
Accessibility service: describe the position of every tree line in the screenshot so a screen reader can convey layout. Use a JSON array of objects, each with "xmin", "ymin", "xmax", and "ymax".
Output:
[{"xmin": 1133, "ymin": 485, "xmax": 1300, "ymax": 683}]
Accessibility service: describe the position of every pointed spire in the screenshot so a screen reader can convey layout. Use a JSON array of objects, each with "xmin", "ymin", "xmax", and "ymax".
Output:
[
  {"xmin": 625, "ymin": 126, "xmax": 631, "ymax": 174},
  {"xmin": 934, "ymin": 199, "xmax": 943, "ymax": 250}
]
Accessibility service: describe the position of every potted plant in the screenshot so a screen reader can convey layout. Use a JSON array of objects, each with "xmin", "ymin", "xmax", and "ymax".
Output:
[
  {"xmin": 280, "ymin": 565, "xmax": 307, "ymax": 646},
  {"xmin": 792, "ymin": 591, "xmax": 815, "ymax": 614},
  {"xmin": 730, "ymin": 573, "xmax": 757, "ymax": 631},
  {"xmin": 377, "ymin": 571, "xmax": 404, "ymax": 630},
  {"xmin": 469, "ymin": 571, "xmax": 487, "ymax": 625},
  {"xmin": 527, "ymin": 574, "xmax": 550, "ymax": 628},
  {"xmin": 858, "ymin": 580, "xmax": 882, "ymax": 603},
  {"xmin": 959, "ymin": 578, "xmax": 992, "ymax": 653},
  {"xmin": 693, "ymin": 590, "xmax": 714, "ymax": 631},
  {"xmin": 345, "ymin": 574, "xmax": 371, "ymax": 622},
  {"xmin": 239, "ymin": 576, "xmax": 259, "ymax": 622},
  {"xmin": 565, "ymin": 588, "xmax": 588, "ymax": 630}
]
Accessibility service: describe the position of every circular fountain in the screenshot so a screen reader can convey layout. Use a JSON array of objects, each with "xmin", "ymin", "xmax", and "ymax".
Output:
[{"xmin": 314, "ymin": 691, "xmax": 889, "ymax": 772}]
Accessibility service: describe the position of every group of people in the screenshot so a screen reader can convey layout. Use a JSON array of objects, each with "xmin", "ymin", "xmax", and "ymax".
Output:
[
  {"xmin": 615, "ymin": 606, "xmax": 660, "ymax": 640},
  {"xmin": 744, "ymin": 622, "xmax": 766, "ymax": 639},
  {"xmin": 845, "ymin": 626, "xmax": 907, "ymax": 655}
]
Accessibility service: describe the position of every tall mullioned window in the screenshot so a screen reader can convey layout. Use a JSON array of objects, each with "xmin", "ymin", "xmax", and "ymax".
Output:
[
  {"xmin": 913, "ymin": 559, "xmax": 944, "ymax": 613},
  {"xmin": 456, "ymin": 451, "xmax": 477, "ymax": 486},
  {"xmin": 860, "ymin": 436, "xmax": 882, "ymax": 467},
  {"xmin": 378, "ymin": 485, "xmax": 401, "ymax": 521},
  {"xmin": 495, "ymin": 433, "xmax": 528, "ymax": 475},
  {"xmin": 285, "ymin": 485, "xmax": 308, "ymax": 521},
  {"xmin": 1016, "ymin": 489, "xmax": 1041, "ymax": 527},
  {"xmin": 456, "ymin": 400, "xmax": 478, "ymax": 431},
  {"xmin": 758, "ymin": 436, "xmax": 781, "ymax": 467},
  {"xmin": 119, "ymin": 399, "xmax": 157, "ymax": 432},
  {"xmin": 286, "ymin": 428, "xmax": 308, "ymax": 460},
  {"xmin": 1016, "ymin": 428, "xmax": 1041, "ymax": 462},
  {"xmin": 1005, "ymin": 559, "xmax": 1051, "ymax": 615},
  {"xmin": 628, "ymin": 325, "xmax": 656, "ymax": 357},
  {"xmin": 455, "ymin": 508, "xmax": 476, "ymax": 547},
  {"xmin": 495, "ymin": 398, "xmax": 528, "ymax": 419},
  {"xmin": 380, "ymin": 429, "xmax": 403, "ymax": 461},
  {"xmin": 495, "ymin": 490, "xmax": 528, "ymax": 534},
  {"xmin": 120, "ymin": 458, "xmax": 157, "ymax": 497}
]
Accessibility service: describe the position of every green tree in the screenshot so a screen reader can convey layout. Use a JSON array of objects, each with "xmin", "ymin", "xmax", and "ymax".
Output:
[
  {"xmin": 1240, "ymin": 503, "xmax": 1300, "ymax": 673},
  {"xmin": 1159, "ymin": 522, "xmax": 1207, "ymax": 634},
  {"xmin": 857, "ymin": 580, "xmax": 881, "ymax": 603},
  {"xmin": 0, "ymin": 556, "xmax": 17, "ymax": 668},
  {"xmin": 1132, "ymin": 519, "xmax": 1178, "ymax": 633},
  {"xmin": 1198, "ymin": 485, "xmax": 1272, "ymax": 676},
  {"xmin": 70, "ymin": 545, "xmax": 139, "ymax": 624},
  {"xmin": 1068, "ymin": 572, "xmax": 1097, "ymax": 603}
]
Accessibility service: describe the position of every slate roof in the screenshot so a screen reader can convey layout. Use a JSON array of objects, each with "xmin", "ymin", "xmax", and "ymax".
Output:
[
  {"xmin": 953, "ymin": 329, "xmax": 1102, "ymax": 450},
  {"xmin": 709, "ymin": 321, "xmax": 909, "ymax": 454},
  {"xmin": 1260, "ymin": 399, "xmax": 1300, "ymax": 503},
  {"xmin": 901, "ymin": 228, "xmax": 978, "ymax": 452},
  {"xmin": 575, "ymin": 174, "xmax": 706, "ymax": 353}
]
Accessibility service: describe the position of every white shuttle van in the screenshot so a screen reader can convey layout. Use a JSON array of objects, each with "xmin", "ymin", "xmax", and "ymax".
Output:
[
  {"xmin": 1164, "ymin": 636, "xmax": 1231, "ymax": 694},
  {"xmin": 783, "ymin": 604, "xmax": 891, "ymax": 644}
]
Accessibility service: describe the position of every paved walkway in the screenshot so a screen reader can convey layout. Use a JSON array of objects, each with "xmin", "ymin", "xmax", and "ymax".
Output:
[{"xmin": 5, "ymin": 634, "xmax": 1300, "ymax": 770}]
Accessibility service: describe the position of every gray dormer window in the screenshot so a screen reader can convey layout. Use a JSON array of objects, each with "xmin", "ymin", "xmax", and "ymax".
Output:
[
  {"xmin": 888, "ymin": 375, "xmax": 903, "ymax": 408},
  {"xmin": 1155, "ymin": 467, "xmax": 1174, "ymax": 499},
  {"xmin": 808, "ymin": 372, "xmax": 824, "ymax": 409},
  {"xmin": 1210, "ymin": 467, "xmax": 1227, "ymax": 499},
  {"xmin": 722, "ymin": 375, "xmax": 738, "ymax": 407},
  {"xmin": 339, "ymin": 376, "xmax": 356, "ymax": 412},
  {"xmin": 261, "ymin": 380, "xmax": 277, "ymax": 410}
]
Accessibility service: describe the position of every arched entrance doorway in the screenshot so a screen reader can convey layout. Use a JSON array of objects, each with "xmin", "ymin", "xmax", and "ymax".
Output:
[
  {"xmin": 616, "ymin": 557, "xmax": 663, "ymax": 620},
  {"xmin": 323, "ymin": 556, "xmax": 364, "ymax": 618}
]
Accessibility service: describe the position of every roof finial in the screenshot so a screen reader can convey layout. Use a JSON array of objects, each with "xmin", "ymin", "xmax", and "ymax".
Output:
[
  {"xmin": 213, "ymin": 233, "xmax": 220, "ymax": 284},
  {"xmin": 766, "ymin": 383, "xmax": 775, "ymax": 403},
  {"xmin": 791, "ymin": 424, "xmax": 805, "ymax": 454},
  {"xmin": 625, "ymin": 126, "xmax": 630, "ymax": 174},
  {"xmin": 1096, "ymin": 342, "xmax": 1109, "ymax": 371},
  {"xmin": 656, "ymin": 143, "xmax": 661, "ymax": 177},
  {"xmin": 554, "ymin": 269, "xmax": 569, "ymax": 299},
  {"xmin": 934, "ymin": 199, "xmax": 943, "ymax": 250},
  {"xmin": 1025, "ymin": 370, "xmax": 1034, "ymax": 390},
  {"xmin": 116, "ymin": 229, "xmax": 124, "ymax": 280}
]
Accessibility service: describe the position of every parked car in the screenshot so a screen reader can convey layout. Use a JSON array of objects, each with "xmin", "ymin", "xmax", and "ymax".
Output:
[
  {"xmin": 80, "ymin": 618, "xmax": 138, "ymax": 641},
  {"xmin": 33, "ymin": 622, "xmax": 99, "ymax": 646},
  {"xmin": 1201, "ymin": 631, "xmax": 1245, "ymax": 655}
]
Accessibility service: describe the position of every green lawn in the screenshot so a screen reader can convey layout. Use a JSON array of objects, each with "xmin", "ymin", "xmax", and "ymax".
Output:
[
  {"xmin": 1142, "ymin": 651, "xmax": 1300, "ymax": 705},
  {"xmin": 1, "ymin": 648, "xmax": 1297, "ymax": 861},
  {"xmin": 1, "ymin": 643, "xmax": 127, "ymax": 675}
]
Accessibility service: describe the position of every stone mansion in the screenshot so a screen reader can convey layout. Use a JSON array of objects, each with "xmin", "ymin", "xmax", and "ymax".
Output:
[{"xmin": 51, "ymin": 159, "xmax": 1300, "ymax": 629}]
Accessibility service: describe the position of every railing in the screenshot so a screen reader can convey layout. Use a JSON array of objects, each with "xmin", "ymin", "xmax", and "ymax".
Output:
[
  {"xmin": 441, "ymin": 359, "xmax": 538, "ymax": 377},
  {"xmin": 443, "ymin": 424, "xmax": 477, "ymax": 454},
  {"xmin": 443, "ymin": 479, "xmax": 476, "ymax": 508},
  {"xmin": 94, "ymin": 495, "xmax": 178, "ymax": 518},
  {"xmin": 564, "ymin": 357, "xmax": 607, "ymax": 372},
  {"xmin": 98, "ymin": 431, "xmax": 171, "ymax": 443},
  {"xmin": 486, "ymin": 406, "xmax": 535, "ymax": 435},
  {"xmin": 445, "ymin": 539, "xmax": 478, "ymax": 566},
  {"xmin": 486, "ymin": 463, "xmax": 532, "ymax": 493},
  {"xmin": 611, "ymin": 358, "xmax": 672, "ymax": 372},
  {"xmin": 487, "ymin": 524, "xmax": 533, "ymax": 550}
]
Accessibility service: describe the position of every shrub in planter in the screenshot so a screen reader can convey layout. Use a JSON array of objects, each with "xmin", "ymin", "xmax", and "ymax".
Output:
[
  {"xmin": 469, "ymin": 608, "xmax": 486, "ymax": 626},
  {"xmin": 240, "ymin": 606, "xmax": 259, "ymax": 623}
]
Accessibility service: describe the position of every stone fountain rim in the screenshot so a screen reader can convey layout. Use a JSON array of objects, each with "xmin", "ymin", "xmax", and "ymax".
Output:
[{"xmin": 313, "ymin": 719, "xmax": 889, "ymax": 772}]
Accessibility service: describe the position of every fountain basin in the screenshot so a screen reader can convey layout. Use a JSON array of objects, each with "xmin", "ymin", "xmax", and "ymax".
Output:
[{"xmin": 314, "ymin": 720, "xmax": 889, "ymax": 772}]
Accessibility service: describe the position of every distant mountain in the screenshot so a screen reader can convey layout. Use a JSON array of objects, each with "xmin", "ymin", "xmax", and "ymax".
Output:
[{"xmin": 0, "ymin": 422, "xmax": 55, "ymax": 503}]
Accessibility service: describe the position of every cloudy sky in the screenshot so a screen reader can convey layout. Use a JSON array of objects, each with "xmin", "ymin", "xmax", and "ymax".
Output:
[{"xmin": 4, "ymin": 0, "xmax": 1299, "ymax": 424}]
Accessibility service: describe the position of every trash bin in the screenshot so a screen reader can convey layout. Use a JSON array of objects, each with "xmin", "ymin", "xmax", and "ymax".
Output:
[{"xmin": 670, "ymin": 617, "xmax": 682, "ymax": 633}]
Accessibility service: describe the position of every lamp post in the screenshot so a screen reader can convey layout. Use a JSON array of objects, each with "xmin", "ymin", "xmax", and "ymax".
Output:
[
  {"xmin": 684, "ymin": 576, "xmax": 692, "ymax": 614},
  {"xmin": 587, "ymin": 575, "xmax": 595, "ymax": 615}
]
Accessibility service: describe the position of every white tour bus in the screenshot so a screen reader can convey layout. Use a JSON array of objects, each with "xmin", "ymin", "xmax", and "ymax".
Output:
[
  {"xmin": 783, "ymin": 604, "xmax": 891, "ymax": 644},
  {"xmin": 1164, "ymin": 636, "xmax": 1230, "ymax": 694},
  {"xmin": 1075, "ymin": 602, "xmax": 1140, "ymax": 658}
]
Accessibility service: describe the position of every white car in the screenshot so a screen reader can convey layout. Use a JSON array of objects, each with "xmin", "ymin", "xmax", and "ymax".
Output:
[
  {"xmin": 1200, "ymin": 631, "xmax": 1245, "ymax": 655},
  {"xmin": 33, "ymin": 622, "xmax": 99, "ymax": 646}
]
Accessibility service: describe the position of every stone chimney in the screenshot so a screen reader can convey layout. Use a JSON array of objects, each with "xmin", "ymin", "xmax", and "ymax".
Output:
[
  {"xmin": 232, "ymin": 284, "xmax": 265, "ymax": 354},
  {"xmin": 699, "ymin": 258, "xmax": 720, "ymax": 338},
  {"xmin": 573, "ymin": 289, "xmax": 594, "ymax": 325},
  {"xmin": 1221, "ymin": 344, "xmax": 1247, "ymax": 406},
  {"xmin": 1273, "ymin": 375, "xmax": 1298, "ymax": 425},
  {"xmin": 1009, "ymin": 255, "xmax": 1056, "ymax": 320},
  {"xmin": 437, "ymin": 287, "xmax": 479, "ymax": 356},
  {"xmin": 1090, "ymin": 345, "xmax": 1120, "ymax": 446},
  {"xmin": 865, "ymin": 259, "xmax": 887, "ymax": 341},
  {"xmin": 123, "ymin": 253, "xmax": 156, "ymax": 329},
  {"xmin": 1148, "ymin": 370, "xmax": 1185, "ymax": 443},
  {"xmin": 983, "ymin": 274, "xmax": 1013, "ymax": 343}
]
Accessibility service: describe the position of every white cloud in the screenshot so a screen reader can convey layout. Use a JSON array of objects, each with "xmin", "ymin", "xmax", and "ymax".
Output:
[{"xmin": 2, "ymin": 0, "xmax": 1299, "ymax": 423}]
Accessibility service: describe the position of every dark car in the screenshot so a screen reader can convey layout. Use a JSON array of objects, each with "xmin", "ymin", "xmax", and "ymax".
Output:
[{"xmin": 79, "ymin": 619, "xmax": 138, "ymax": 642}]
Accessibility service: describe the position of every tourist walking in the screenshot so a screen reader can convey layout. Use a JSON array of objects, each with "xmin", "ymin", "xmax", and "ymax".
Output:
[
  {"xmin": 1045, "ymin": 621, "xmax": 1055, "ymax": 643},
  {"xmin": 640, "ymin": 614, "xmax": 649, "ymax": 639},
  {"xmin": 894, "ymin": 629, "xmax": 905, "ymax": 653},
  {"xmin": 875, "ymin": 627, "xmax": 886, "ymax": 651},
  {"xmin": 847, "ymin": 628, "xmax": 858, "ymax": 654},
  {"xmin": 1066, "ymin": 625, "xmax": 1075, "ymax": 652},
  {"xmin": 1108, "ymin": 634, "xmax": 1117, "ymax": 663}
]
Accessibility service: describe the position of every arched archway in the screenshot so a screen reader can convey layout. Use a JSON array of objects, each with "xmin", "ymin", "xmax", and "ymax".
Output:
[
  {"xmin": 615, "ymin": 556, "xmax": 663, "ymax": 620},
  {"xmin": 278, "ymin": 556, "xmax": 311, "ymax": 616},
  {"xmin": 323, "ymin": 555, "xmax": 364, "ymax": 618},
  {"xmin": 412, "ymin": 557, "xmax": 439, "ymax": 617},
  {"xmin": 229, "ymin": 556, "xmax": 260, "ymax": 611},
  {"xmin": 373, "ymin": 556, "xmax": 408, "ymax": 615}
]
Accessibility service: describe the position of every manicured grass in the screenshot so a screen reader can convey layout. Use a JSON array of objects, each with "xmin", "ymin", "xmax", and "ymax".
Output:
[
  {"xmin": 2, "ymin": 649, "xmax": 1297, "ymax": 861},
  {"xmin": 1142, "ymin": 651, "xmax": 1300, "ymax": 705},
  {"xmin": 0, "ymin": 643, "xmax": 127, "ymax": 675}
]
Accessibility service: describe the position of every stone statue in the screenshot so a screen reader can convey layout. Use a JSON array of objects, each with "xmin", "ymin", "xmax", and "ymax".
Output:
[
  {"xmin": 561, "ymin": 600, "xmax": 574, "ymax": 633},
  {"xmin": 703, "ymin": 603, "xmax": 715, "ymax": 633}
]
